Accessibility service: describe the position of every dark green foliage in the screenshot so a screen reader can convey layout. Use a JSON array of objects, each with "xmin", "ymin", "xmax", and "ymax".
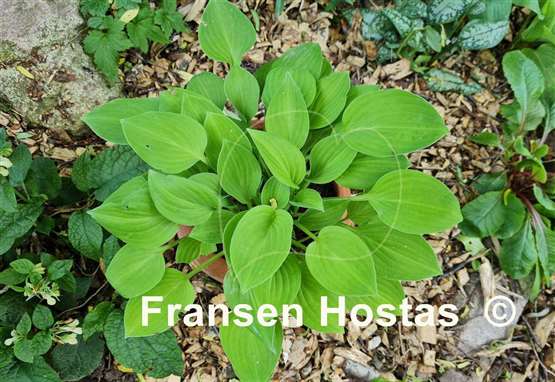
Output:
[{"xmin": 80, "ymin": 0, "xmax": 187, "ymax": 83}]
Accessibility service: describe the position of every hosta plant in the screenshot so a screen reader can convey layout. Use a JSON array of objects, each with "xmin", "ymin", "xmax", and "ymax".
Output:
[
  {"xmin": 461, "ymin": 44, "xmax": 555, "ymax": 299},
  {"xmin": 82, "ymin": 0, "xmax": 462, "ymax": 379}
]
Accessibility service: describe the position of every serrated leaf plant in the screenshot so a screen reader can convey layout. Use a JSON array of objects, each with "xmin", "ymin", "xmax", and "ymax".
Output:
[
  {"xmin": 461, "ymin": 43, "xmax": 555, "ymax": 299},
  {"xmin": 81, "ymin": 0, "xmax": 462, "ymax": 379},
  {"xmin": 80, "ymin": 0, "xmax": 187, "ymax": 84}
]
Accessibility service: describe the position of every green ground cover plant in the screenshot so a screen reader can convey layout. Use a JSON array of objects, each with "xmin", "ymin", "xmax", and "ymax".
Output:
[
  {"xmin": 80, "ymin": 0, "xmax": 463, "ymax": 379},
  {"xmin": 0, "ymin": 128, "xmax": 183, "ymax": 380},
  {"xmin": 80, "ymin": 0, "xmax": 187, "ymax": 83},
  {"xmin": 460, "ymin": 41, "xmax": 555, "ymax": 299},
  {"xmin": 344, "ymin": 0, "xmax": 542, "ymax": 94}
]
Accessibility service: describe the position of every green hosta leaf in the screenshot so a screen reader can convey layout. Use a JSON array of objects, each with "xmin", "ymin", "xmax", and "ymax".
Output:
[
  {"xmin": 220, "ymin": 319, "xmax": 282, "ymax": 382},
  {"xmin": 148, "ymin": 170, "xmax": 220, "ymax": 225},
  {"xmin": 458, "ymin": 20, "xmax": 509, "ymax": 50},
  {"xmin": 224, "ymin": 256, "xmax": 301, "ymax": 310},
  {"xmin": 190, "ymin": 172, "xmax": 221, "ymax": 194},
  {"xmin": 8, "ymin": 145, "xmax": 32, "ymax": 187},
  {"xmin": 347, "ymin": 201, "xmax": 376, "ymax": 225},
  {"xmin": 336, "ymin": 154, "xmax": 410, "ymax": 191},
  {"xmin": 223, "ymin": 211, "xmax": 246, "ymax": 256},
  {"xmin": 68, "ymin": 211, "xmax": 103, "ymax": 260},
  {"xmin": 175, "ymin": 237, "xmax": 216, "ymax": 264},
  {"xmin": 72, "ymin": 146, "xmax": 149, "ymax": 201},
  {"xmin": 204, "ymin": 113, "xmax": 251, "ymax": 168},
  {"xmin": 265, "ymin": 74, "xmax": 309, "ymax": 148},
  {"xmin": 0, "ymin": 183, "xmax": 16, "ymax": 213},
  {"xmin": 217, "ymin": 141, "xmax": 261, "ymax": 205},
  {"xmin": 49, "ymin": 335, "xmax": 105, "ymax": 382},
  {"xmin": 306, "ymin": 225, "xmax": 376, "ymax": 295},
  {"xmin": 273, "ymin": 43, "xmax": 323, "ymax": 79},
  {"xmin": 298, "ymin": 198, "xmax": 349, "ymax": 231},
  {"xmin": 250, "ymin": 256, "xmax": 301, "ymax": 309},
  {"xmin": 122, "ymin": 111, "xmax": 207, "ymax": 174},
  {"xmin": 428, "ymin": 0, "xmax": 472, "ymax": 24},
  {"xmin": 180, "ymin": 89, "xmax": 223, "ymax": 123},
  {"xmin": 106, "ymin": 244, "xmax": 166, "ymax": 298},
  {"xmin": 367, "ymin": 170, "xmax": 462, "ymax": 235},
  {"xmin": 500, "ymin": 220, "xmax": 538, "ymax": 279},
  {"xmin": 0, "ymin": 356, "xmax": 61, "ymax": 382},
  {"xmin": 290, "ymin": 189, "xmax": 323, "ymax": 211},
  {"xmin": 309, "ymin": 72, "xmax": 351, "ymax": 129},
  {"xmin": 104, "ymin": 310, "xmax": 183, "ymax": 378},
  {"xmin": 262, "ymin": 68, "xmax": 317, "ymax": 106},
  {"xmin": 502, "ymin": 51, "xmax": 545, "ymax": 123},
  {"xmin": 25, "ymin": 158, "xmax": 61, "ymax": 200},
  {"xmin": 346, "ymin": 84, "xmax": 380, "ymax": 105},
  {"xmin": 32, "ymin": 305, "xmax": 53, "ymax": 330},
  {"xmin": 125, "ymin": 268, "xmax": 196, "ymax": 336},
  {"xmin": 346, "ymin": 278, "xmax": 405, "ymax": 315},
  {"xmin": 83, "ymin": 302, "xmax": 114, "ymax": 340},
  {"xmin": 198, "ymin": 0, "xmax": 256, "ymax": 65},
  {"xmin": 342, "ymin": 90, "xmax": 447, "ymax": 157},
  {"xmin": 295, "ymin": 260, "xmax": 344, "ymax": 333},
  {"xmin": 425, "ymin": 69, "xmax": 482, "ymax": 95},
  {"xmin": 307, "ymin": 133, "xmax": 356, "ymax": 184},
  {"xmin": 82, "ymin": 97, "xmax": 159, "ymax": 144},
  {"xmin": 89, "ymin": 176, "xmax": 178, "ymax": 246},
  {"xmin": 355, "ymin": 222, "xmax": 441, "ymax": 280},
  {"xmin": 230, "ymin": 205, "xmax": 293, "ymax": 291},
  {"xmin": 260, "ymin": 177, "xmax": 290, "ymax": 209},
  {"xmin": 190, "ymin": 209, "xmax": 235, "ymax": 244},
  {"xmin": 188, "ymin": 72, "xmax": 226, "ymax": 109},
  {"xmin": 224, "ymin": 66, "xmax": 260, "ymax": 120},
  {"xmin": 249, "ymin": 129, "xmax": 306, "ymax": 188}
]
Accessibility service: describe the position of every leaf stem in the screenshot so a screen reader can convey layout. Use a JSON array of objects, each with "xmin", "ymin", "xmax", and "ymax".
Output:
[
  {"xmin": 294, "ymin": 222, "xmax": 317, "ymax": 241},
  {"xmin": 185, "ymin": 252, "xmax": 225, "ymax": 279},
  {"xmin": 292, "ymin": 239, "xmax": 307, "ymax": 250}
]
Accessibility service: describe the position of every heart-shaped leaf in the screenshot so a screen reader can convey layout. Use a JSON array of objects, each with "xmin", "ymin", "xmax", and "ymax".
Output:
[
  {"xmin": 106, "ymin": 244, "xmax": 166, "ymax": 298},
  {"xmin": 342, "ymin": 90, "xmax": 447, "ymax": 157},
  {"xmin": 306, "ymin": 225, "xmax": 376, "ymax": 295},
  {"xmin": 367, "ymin": 169, "xmax": 462, "ymax": 235},
  {"xmin": 230, "ymin": 205, "xmax": 293, "ymax": 291}
]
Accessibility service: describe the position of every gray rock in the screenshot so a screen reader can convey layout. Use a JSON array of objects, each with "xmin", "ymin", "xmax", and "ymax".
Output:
[
  {"xmin": 343, "ymin": 359, "xmax": 380, "ymax": 381},
  {"xmin": 456, "ymin": 275, "xmax": 527, "ymax": 355},
  {"xmin": 0, "ymin": 0, "xmax": 120, "ymax": 134}
]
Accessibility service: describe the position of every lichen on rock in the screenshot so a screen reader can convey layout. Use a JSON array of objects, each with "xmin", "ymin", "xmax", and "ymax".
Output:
[{"xmin": 0, "ymin": 0, "xmax": 121, "ymax": 134}]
